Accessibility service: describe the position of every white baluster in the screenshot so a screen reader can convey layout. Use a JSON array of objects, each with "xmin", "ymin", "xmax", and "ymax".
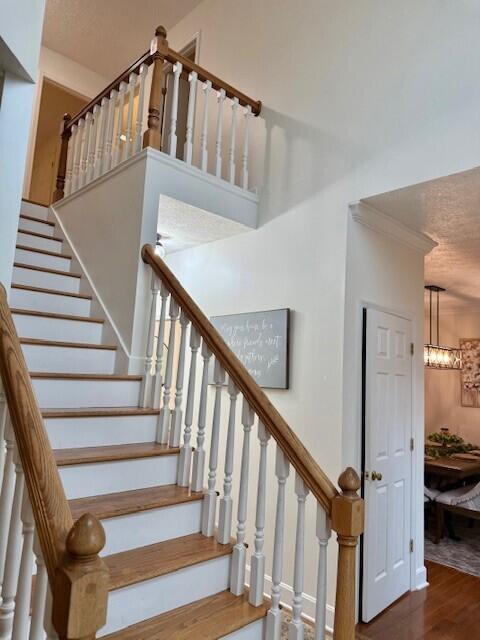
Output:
[
  {"xmin": 230, "ymin": 399, "xmax": 255, "ymax": 595},
  {"xmin": 72, "ymin": 118, "xmax": 85, "ymax": 192},
  {"xmin": 265, "ymin": 447, "xmax": 290, "ymax": 640},
  {"xmin": 86, "ymin": 105, "xmax": 100, "ymax": 183},
  {"xmin": 157, "ymin": 297, "xmax": 179, "ymax": 443},
  {"xmin": 134, "ymin": 64, "xmax": 148, "ymax": 153},
  {"xmin": 152, "ymin": 283, "xmax": 169, "ymax": 409},
  {"xmin": 104, "ymin": 89, "xmax": 118, "ymax": 173},
  {"xmin": 64, "ymin": 124, "xmax": 77, "ymax": 197},
  {"xmin": 29, "ymin": 536, "xmax": 48, "ymax": 640},
  {"xmin": 200, "ymin": 80, "xmax": 212, "ymax": 172},
  {"xmin": 215, "ymin": 88, "xmax": 226, "ymax": 178},
  {"xmin": 140, "ymin": 272, "xmax": 160, "ymax": 408},
  {"xmin": 113, "ymin": 82, "xmax": 127, "ymax": 167},
  {"xmin": 228, "ymin": 97, "xmax": 239, "ymax": 184},
  {"xmin": 217, "ymin": 377, "xmax": 239, "ymax": 544},
  {"xmin": 184, "ymin": 71, "xmax": 198, "ymax": 164},
  {"xmin": 11, "ymin": 494, "xmax": 35, "ymax": 639},
  {"xmin": 0, "ymin": 391, "xmax": 6, "ymax": 481},
  {"xmin": 169, "ymin": 310, "xmax": 190, "ymax": 448},
  {"xmin": 314, "ymin": 505, "xmax": 331, "ymax": 640},
  {"xmin": 242, "ymin": 105, "xmax": 252, "ymax": 190},
  {"xmin": 202, "ymin": 359, "xmax": 226, "ymax": 537},
  {"xmin": 80, "ymin": 111, "xmax": 92, "ymax": 187},
  {"xmin": 249, "ymin": 421, "xmax": 271, "ymax": 606},
  {"xmin": 288, "ymin": 473, "xmax": 309, "ymax": 640},
  {"xmin": 94, "ymin": 97, "xmax": 108, "ymax": 179},
  {"xmin": 124, "ymin": 72, "xmax": 137, "ymax": 159},
  {"xmin": 168, "ymin": 62, "xmax": 183, "ymax": 157},
  {"xmin": 0, "ymin": 419, "xmax": 15, "ymax": 588},
  {"xmin": 0, "ymin": 447, "xmax": 25, "ymax": 637},
  {"xmin": 177, "ymin": 325, "xmax": 200, "ymax": 486},
  {"xmin": 43, "ymin": 587, "xmax": 59, "ymax": 640},
  {"xmin": 190, "ymin": 341, "xmax": 212, "ymax": 492}
]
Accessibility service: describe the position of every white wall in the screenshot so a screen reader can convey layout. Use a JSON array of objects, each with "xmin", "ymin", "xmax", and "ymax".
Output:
[
  {"xmin": 0, "ymin": 0, "xmax": 45, "ymax": 292},
  {"xmin": 425, "ymin": 310, "xmax": 480, "ymax": 447},
  {"xmin": 162, "ymin": 0, "xmax": 480, "ymax": 620},
  {"xmin": 23, "ymin": 46, "xmax": 110, "ymax": 198}
]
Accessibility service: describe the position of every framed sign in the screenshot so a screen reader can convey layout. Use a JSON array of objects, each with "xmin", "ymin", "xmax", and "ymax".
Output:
[{"xmin": 210, "ymin": 308, "xmax": 290, "ymax": 389}]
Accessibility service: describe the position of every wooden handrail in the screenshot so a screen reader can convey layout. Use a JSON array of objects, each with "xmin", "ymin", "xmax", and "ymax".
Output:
[
  {"xmin": 141, "ymin": 244, "xmax": 338, "ymax": 514},
  {"xmin": 0, "ymin": 284, "xmax": 109, "ymax": 639}
]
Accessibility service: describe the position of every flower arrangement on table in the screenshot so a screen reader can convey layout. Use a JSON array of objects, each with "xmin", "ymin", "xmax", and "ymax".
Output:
[{"xmin": 425, "ymin": 430, "xmax": 479, "ymax": 459}]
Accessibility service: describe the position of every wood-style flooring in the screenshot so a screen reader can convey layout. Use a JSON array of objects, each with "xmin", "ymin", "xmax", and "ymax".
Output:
[{"xmin": 356, "ymin": 561, "xmax": 480, "ymax": 640}]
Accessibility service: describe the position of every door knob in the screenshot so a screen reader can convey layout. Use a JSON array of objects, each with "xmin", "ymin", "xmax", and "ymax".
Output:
[{"xmin": 371, "ymin": 471, "xmax": 383, "ymax": 481}]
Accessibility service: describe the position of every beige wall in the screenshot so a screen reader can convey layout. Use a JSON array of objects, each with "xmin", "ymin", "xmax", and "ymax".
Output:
[
  {"xmin": 29, "ymin": 80, "xmax": 86, "ymax": 205},
  {"xmin": 425, "ymin": 310, "xmax": 480, "ymax": 447}
]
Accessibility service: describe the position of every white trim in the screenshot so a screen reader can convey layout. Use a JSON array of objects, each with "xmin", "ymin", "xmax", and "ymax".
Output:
[
  {"xmin": 415, "ymin": 566, "xmax": 429, "ymax": 591},
  {"xmin": 48, "ymin": 205, "xmax": 132, "ymax": 361},
  {"xmin": 350, "ymin": 202, "xmax": 437, "ymax": 255},
  {"xmin": 245, "ymin": 565, "xmax": 335, "ymax": 636}
]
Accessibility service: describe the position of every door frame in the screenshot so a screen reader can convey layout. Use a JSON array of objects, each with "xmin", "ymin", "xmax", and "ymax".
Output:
[{"xmin": 358, "ymin": 300, "xmax": 419, "ymax": 622}]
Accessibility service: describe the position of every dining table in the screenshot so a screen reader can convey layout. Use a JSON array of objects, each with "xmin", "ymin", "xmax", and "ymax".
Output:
[{"xmin": 425, "ymin": 456, "xmax": 480, "ymax": 485}]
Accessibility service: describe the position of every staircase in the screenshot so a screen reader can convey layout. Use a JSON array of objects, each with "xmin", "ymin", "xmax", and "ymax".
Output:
[{"xmin": 0, "ymin": 199, "xmax": 363, "ymax": 640}]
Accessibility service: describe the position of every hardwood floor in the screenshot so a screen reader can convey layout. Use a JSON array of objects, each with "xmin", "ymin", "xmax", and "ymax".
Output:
[{"xmin": 356, "ymin": 561, "xmax": 480, "ymax": 640}]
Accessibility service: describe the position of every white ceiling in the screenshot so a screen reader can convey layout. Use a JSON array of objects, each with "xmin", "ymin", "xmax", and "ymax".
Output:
[
  {"xmin": 42, "ymin": 0, "xmax": 203, "ymax": 78},
  {"xmin": 363, "ymin": 166, "xmax": 480, "ymax": 313}
]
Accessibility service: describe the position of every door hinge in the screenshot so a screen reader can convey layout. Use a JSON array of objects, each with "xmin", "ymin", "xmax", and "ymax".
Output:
[
  {"xmin": 410, "ymin": 342, "xmax": 414, "ymax": 356},
  {"xmin": 410, "ymin": 437, "xmax": 415, "ymax": 452},
  {"xmin": 410, "ymin": 539, "xmax": 414, "ymax": 553}
]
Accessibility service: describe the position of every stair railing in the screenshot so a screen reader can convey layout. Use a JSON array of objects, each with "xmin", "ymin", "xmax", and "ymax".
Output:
[
  {"xmin": 141, "ymin": 244, "xmax": 364, "ymax": 640},
  {"xmin": 53, "ymin": 25, "xmax": 262, "ymax": 203},
  {"xmin": 0, "ymin": 283, "xmax": 109, "ymax": 640}
]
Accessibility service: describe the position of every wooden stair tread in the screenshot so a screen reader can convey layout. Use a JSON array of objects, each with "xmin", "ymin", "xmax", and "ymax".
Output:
[
  {"xmin": 15, "ymin": 244, "xmax": 72, "ymax": 260},
  {"xmin": 106, "ymin": 533, "xmax": 233, "ymax": 591},
  {"xmin": 13, "ymin": 262, "xmax": 81, "ymax": 278},
  {"xmin": 42, "ymin": 407, "xmax": 159, "ymax": 418},
  {"xmin": 11, "ymin": 308, "xmax": 103, "ymax": 323},
  {"xmin": 70, "ymin": 485, "xmax": 203, "ymax": 520},
  {"xmin": 103, "ymin": 590, "xmax": 268, "ymax": 639},
  {"xmin": 54, "ymin": 442, "xmax": 178, "ymax": 466},
  {"xmin": 20, "ymin": 337, "xmax": 116, "ymax": 350},
  {"xmin": 11, "ymin": 284, "xmax": 91, "ymax": 299},
  {"xmin": 30, "ymin": 372, "xmax": 141, "ymax": 380},
  {"xmin": 20, "ymin": 213, "xmax": 55, "ymax": 226},
  {"xmin": 16, "ymin": 228, "xmax": 63, "ymax": 242}
]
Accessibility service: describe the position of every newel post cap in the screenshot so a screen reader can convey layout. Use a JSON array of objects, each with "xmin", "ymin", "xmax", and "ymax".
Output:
[
  {"xmin": 151, "ymin": 25, "xmax": 169, "ymax": 55},
  {"xmin": 53, "ymin": 514, "xmax": 109, "ymax": 638},
  {"xmin": 331, "ymin": 467, "xmax": 364, "ymax": 538}
]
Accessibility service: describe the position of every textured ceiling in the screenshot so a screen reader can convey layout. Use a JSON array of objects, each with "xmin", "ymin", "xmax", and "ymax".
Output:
[
  {"xmin": 363, "ymin": 167, "xmax": 480, "ymax": 313},
  {"xmin": 42, "ymin": 0, "xmax": 203, "ymax": 78}
]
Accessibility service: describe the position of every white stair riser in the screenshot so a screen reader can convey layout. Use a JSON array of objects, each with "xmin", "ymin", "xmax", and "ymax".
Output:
[
  {"xmin": 102, "ymin": 501, "xmax": 202, "ymax": 555},
  {"xmin": 45, "ymin": 414, "xmax": 158, "ymax": 449},
  {"xmin": 100, "ymin": 555, "xmax": 231, "ymax": 637},
  {"xmin": 32, "ymin": 378, "xmax": 140, "ymax": 408},
  {"xmin": 13, "ymin": 314, "xmax": 103, "ymax": 344},
  {"xmin": 221, "ymin": 620, "xmax": 265, "ymax": 640},
  {"xmin": 21, "ymin": 202, "xmax": 49, "ymax": 220},
  {"xmin": 15, "ymin": 247, "xmax": 71, "ymax": 272},
  {"xmin": 13, "ymin": 265, "xmax": 81, "ymax": 294},
  {"xmin": 16, "ymin": 231, "xmax": 62, "ymax": 254},
  {"xmin": 60, "ymin": 455, "xmax": 178, "ymax": 498},
  {"xmin": 10, "ymin": 287, "xmax": 91, "ymax": 317},
  {"xmin": 19, "ymin": 218, "xmax": 55, "ymax": 236},
  {"xmin": 23, "ymin": 344, "xmax": 116, "ymax": 374}
]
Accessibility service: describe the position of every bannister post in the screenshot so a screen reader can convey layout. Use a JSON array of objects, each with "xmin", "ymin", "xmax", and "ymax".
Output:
[
  {"xmin": 143, "ymin": 25, "xmax": 169, "ymax": 150},
  {"xmin": 331, "ymin": 468, "xmax": 364, "ymax": 640},
  {"xmin": 53, "ymin": 113, "xmax": 72, "ymax": 203},
  {"xmin": 52, "ymin": 514, "xmax": 109, "ymax": 640}
]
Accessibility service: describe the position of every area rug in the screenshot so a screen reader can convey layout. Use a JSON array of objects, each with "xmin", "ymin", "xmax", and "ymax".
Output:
[{"xmin": 425, "ymin": 522, "xmax": 480, "ymax": 577}]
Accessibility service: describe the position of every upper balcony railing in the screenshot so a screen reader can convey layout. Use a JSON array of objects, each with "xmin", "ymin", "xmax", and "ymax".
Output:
[{"xmin": 53, "ymin": 25, "xmax": 262, "ymax": 203}]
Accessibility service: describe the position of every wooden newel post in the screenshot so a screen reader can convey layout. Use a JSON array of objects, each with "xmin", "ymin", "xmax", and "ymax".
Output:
[
  {"xmin": 143, "ymin": 25, "xmax": 169, "ymax": 150},
  {"xmin": 53, "ymin": 113, "xmax": 72, "ymax": 203},
  {"xmin": 331, "ymin": 468, "xmax": 364, "ymax": 640},
  {"xmin": 53, "ymin": 514, "xmax": 109, "ymax": 640}
]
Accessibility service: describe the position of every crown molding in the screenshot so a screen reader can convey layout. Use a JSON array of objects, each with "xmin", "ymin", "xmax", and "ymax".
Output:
[{"xmin": 350, "ymin": 201, "xmax": 437, "ymax": 255}]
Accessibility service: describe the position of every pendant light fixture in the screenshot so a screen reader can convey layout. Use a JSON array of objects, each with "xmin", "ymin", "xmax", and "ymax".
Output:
[{"xmin": 424, "ymin": 285, "xmax": 462, "ymax": 370}]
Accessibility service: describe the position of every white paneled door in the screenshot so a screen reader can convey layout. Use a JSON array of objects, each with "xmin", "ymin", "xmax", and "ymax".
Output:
[{"xmin": 362, "ymin": 308, "xmax": 413, "ymax": 622}]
